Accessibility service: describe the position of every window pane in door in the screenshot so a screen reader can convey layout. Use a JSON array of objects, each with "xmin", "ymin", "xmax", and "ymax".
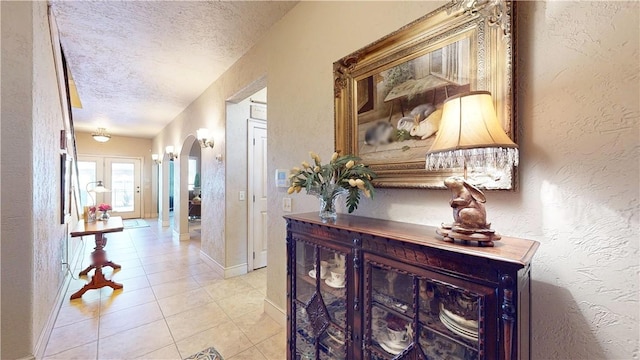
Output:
[
  {"xmin": 111, "ymin": 163, "xmax": 135, "ymax": 212},
  {"xmin": 188, "ymin": 158, "xmax": 197, "ymax": 190},
  {"xmin": 78, "ymin": 161, "xmax": 97, "ymax": 207}
]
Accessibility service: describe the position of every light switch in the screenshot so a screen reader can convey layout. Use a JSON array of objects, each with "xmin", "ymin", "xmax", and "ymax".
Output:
[
  {"xmin": 239, "ymin": 191, "xmax": 245, "ymax": 201},
  {"xmin": 283, "ymin": 197, "xmax": 292, "ymax": 212}
]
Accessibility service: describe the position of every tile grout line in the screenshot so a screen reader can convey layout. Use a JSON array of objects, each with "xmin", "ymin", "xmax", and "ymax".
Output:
[
  {"xmin": 45, "ymin": 222, "xmax": 283, "ymax": 360},
  {"xmin": 97, "ymin": 228, "xmax": 145, "ymax": 359},
  {"xmin": 130, "ymin": 227, "xmax": 181, "ymax": 359},
  {"xmin": 137, "ymin": 227, "xmax": 206, "ymax": 359}
]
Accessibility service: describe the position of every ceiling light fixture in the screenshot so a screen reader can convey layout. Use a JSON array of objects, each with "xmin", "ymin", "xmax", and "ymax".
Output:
[{"xmin": 92, "ymin": 128, "xmax": 111, "ymax": 143}]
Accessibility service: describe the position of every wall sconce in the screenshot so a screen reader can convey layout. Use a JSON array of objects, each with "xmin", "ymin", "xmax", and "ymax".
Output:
[
  {"xmin": 196, "ymin": 128, "xmax": 214, "ymax": 148},
  {"xmin": 165, "ymin": 146, "xmax": 177, "ymax": 160},
  {"xmin": 92, "ymin": 128, "xmax": 111, "ymax": 143},
  {"xmin": 151, "ymin": 153, "xmax": 161, "ymax": 165}
]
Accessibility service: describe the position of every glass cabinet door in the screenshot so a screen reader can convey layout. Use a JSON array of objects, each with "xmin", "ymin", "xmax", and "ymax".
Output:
[
  {"xmin": 418, "ymin": 279, "xmax": 481, "ymax": 360},
  {"xmin": 367, "ymin": 264, "xmax": 415, "ymax": 359},
  {"xmin": 317, "ymin": 247, "xmax": 347, "ymax": 360},
  {"xmin": 365, "ymin": 261, "xmax": 493, "ymax": 360},
  {"xmin": 293, "ymin": 241, "xmax": 349, "ymax": 360},
  {"xmin": 295, "ymin": 242, "xmax": 316, "ymax": 304}
]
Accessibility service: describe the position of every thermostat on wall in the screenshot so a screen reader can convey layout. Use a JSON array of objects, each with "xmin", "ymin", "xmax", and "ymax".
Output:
[{"xmin": 275, "ymin": 169, "xmax": 290, "ymax": 188}]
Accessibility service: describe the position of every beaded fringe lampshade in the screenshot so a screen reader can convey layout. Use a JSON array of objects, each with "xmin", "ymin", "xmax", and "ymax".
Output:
[
  {"xmin": 426, "ymin": 91, "xmax": 518, "ymax": 247},
  {"xmin": 425, "ymin": 91, "xmax": 518, "ymax": 177}
]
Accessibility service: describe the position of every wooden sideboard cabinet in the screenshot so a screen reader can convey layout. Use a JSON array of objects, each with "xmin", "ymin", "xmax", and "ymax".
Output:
[{"xmin": 285, "ymin": 213, "xmax": 539, "ymax": 360}]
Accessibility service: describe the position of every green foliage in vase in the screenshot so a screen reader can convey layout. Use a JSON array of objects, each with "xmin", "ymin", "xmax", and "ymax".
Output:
[{"xmin": 288, "ymin": 151, "xmax": 377, "ymax": 213}]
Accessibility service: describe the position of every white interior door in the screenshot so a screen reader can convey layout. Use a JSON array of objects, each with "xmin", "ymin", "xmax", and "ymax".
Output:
[
  {"xmin": 248, "ymin": 120, "xmax": 268, "ymax": 270},
  {"xmin": 104, "ymin": 157, "xmax": 142, "ymax": 219}
]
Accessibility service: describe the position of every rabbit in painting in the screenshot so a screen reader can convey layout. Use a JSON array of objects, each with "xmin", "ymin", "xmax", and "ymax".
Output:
[
  {"xmin": 396, "ymin": 117, "xmax": 415, "ymax": 132},
  {"xmin": 409, "ymin": 104, "xmax": 442, "ymax": 140},
  {"xmin": 444, "ymin": 177, "xmax": 489, "ymax": 230},
  {"xmin": 410, "ymin": 103, "xmax": 436, "ymax": 122},
  {"xmin": 397, "ymin": 104, "xmax": 436, "ymax": 133},
  {"xmin": 364, "ymin": 121, "xmax": 394, "ymax": 146}
]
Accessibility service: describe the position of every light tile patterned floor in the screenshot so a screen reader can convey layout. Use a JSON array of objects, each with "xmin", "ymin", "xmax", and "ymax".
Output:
[{"xmin": 43, "ymin": 220, "xmax": 284, "ymax": 360}]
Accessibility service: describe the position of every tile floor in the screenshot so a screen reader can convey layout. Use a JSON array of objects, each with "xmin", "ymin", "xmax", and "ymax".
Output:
[{"xmin": 43, "ymin": 219, "xmax": 285, "ymax": 360}]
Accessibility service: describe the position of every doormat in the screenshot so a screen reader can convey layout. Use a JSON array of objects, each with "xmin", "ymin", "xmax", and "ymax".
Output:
[
  {"xmin": 183, "ymin": 346, "xmax": 223, "ymax": 360},
  {"xmin": 122, "ymin": 219, "xmax": 150, "ymax": 229}
]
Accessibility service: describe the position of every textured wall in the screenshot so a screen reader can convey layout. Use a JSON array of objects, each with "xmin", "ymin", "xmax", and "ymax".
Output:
[
  {"xmin": 225, "ymin": 99, "xmax": 250, "ymax": 266},
  {"xmin": 31, "ymin": 0, "xmax": 69, "ymax": 351},
  {"xmin": 75, "ymin": 132, "xmax": 154, "ymax": 217},
  {"xmin": 1, "ymin": 1, "xmax": 71, "ymax": 358},
  {"xmin": 515, "ymin": 2, "xmax": 639, "ymax": 358},
  {"xmin": 265, "ymin": 1, "xmax": 639, "ymax": 358},
  {"xmin": 154, "ymin": 1, "xmax": 639, "ymax": 358},
  {"xmin": 1, "ymin": 2, "xmax": 36, "ymax": 357}
]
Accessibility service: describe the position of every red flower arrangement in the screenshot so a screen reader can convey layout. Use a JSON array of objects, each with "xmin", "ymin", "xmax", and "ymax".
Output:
[{"xmin": 97, "ymin": 203, "xmax": 112, "ymax": 212}]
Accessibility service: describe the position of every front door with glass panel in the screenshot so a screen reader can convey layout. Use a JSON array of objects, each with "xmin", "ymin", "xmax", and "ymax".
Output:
[
  {"xmin": 78, "ymin": 156, "xmax": 105, "ymax": 208},
  {"xmin": 104, "ymin": 158, "xmax": 141, "ymax": 219},
  {"xmin": 78, "ymin": 156, "xmax": 142, "ymax": 219}
]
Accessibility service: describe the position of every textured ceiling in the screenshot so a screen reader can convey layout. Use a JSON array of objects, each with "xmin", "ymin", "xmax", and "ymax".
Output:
[{"xmin": 50, "ymin": 1, "xmax": 297, "ymax": 138}]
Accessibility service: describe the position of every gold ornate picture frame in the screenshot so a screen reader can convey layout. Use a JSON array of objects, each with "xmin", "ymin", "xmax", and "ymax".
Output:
[{"xmin": 334, "ymin": 0, "xmax": 516, "ymax": 189}]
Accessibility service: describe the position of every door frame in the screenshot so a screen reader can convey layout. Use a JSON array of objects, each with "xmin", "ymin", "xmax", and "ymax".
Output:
[
  {"xmin": 104, "ymin": 156, "xmax": 143, "ymax": 219},
  {"xmin": 247, "ymin": 118, "xmax": 267, "ymax": 272},
  {"xmin": 77, "ymin": 154, "xmax": 144, "ymax": 219}
]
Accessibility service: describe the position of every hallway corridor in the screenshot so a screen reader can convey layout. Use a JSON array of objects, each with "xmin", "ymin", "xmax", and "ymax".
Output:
[{"xmin": 43, "ymin": 220, "xmax": 284, "ymax": 359}]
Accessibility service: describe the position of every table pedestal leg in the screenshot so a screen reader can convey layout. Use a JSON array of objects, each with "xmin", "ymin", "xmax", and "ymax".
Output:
[
  {"xmin": 70, "ymin": 269, "xmax": 123, "ymax": 300},
  {"xmin": 78, "ymin": 264, "xmax": 96, "ymax": 277},
  {"xmin": 77, "ymin": 236, "xmax": 121, "ymax": 277},
  {"xmin": 72, "ymin": 233, "xmax": 123, "ymax": 300}
]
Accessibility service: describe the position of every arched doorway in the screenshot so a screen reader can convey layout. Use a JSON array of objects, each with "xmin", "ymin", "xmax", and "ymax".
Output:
[{"xmin": 173, "ymin": 135, "xmax": 198, "ymax": 241}]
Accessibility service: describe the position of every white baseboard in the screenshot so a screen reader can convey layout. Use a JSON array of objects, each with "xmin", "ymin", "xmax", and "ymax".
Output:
[
  {"xmin": 264, "ymin": 297, "xmax": 286, "ymax": 327},
  {"xmin": 199, "ymin": 251, "xmax": 247, "ymax": 278},
  {"xmin": 173, "ymin": 229, "xmax": 190, "ymax": 241},
  {"xmin": 224, "ymin": 263, "xmax": 247, "ymax": 278},
  {"xmin": 33, "ymin": 237, "xmax": 85, "ymax": 359},
  {"xmin": 199, "ymin": 251, "xmax": 224, "ymax": 276}
]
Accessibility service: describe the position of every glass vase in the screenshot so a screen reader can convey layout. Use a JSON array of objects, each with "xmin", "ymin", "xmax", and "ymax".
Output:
[
  {"xmin": 99, "ymin": 210, "xmax": 110, "ymax": 221},
  {"xmin": 308, "ymin": 184, "xmax": 348, "ymax": 222}
]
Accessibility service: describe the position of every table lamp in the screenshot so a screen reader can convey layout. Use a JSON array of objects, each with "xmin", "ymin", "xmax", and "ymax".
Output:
[
  {"xmin": 86, "ymin": 180, "xmax": 110, "ymax": 206},
  {"xmin": 425, "ymin": 91, "xmax": 518, "ymax": 246}
]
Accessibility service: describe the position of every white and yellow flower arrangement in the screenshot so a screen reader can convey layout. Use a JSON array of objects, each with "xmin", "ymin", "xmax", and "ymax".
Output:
[{"xmin": 288, "ymin": 151, "xmax": 377, "ymax": 217}]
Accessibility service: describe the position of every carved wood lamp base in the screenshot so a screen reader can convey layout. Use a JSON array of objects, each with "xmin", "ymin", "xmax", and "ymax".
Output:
[{"xmin": 436, "ymin": 224, "xmax": 502, "ymax": 247}]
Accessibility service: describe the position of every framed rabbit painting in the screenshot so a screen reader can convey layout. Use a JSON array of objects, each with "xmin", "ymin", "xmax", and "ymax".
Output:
[{"xmin": 334, "ymin": 0, "xmax": 517, "ymax": 189}]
